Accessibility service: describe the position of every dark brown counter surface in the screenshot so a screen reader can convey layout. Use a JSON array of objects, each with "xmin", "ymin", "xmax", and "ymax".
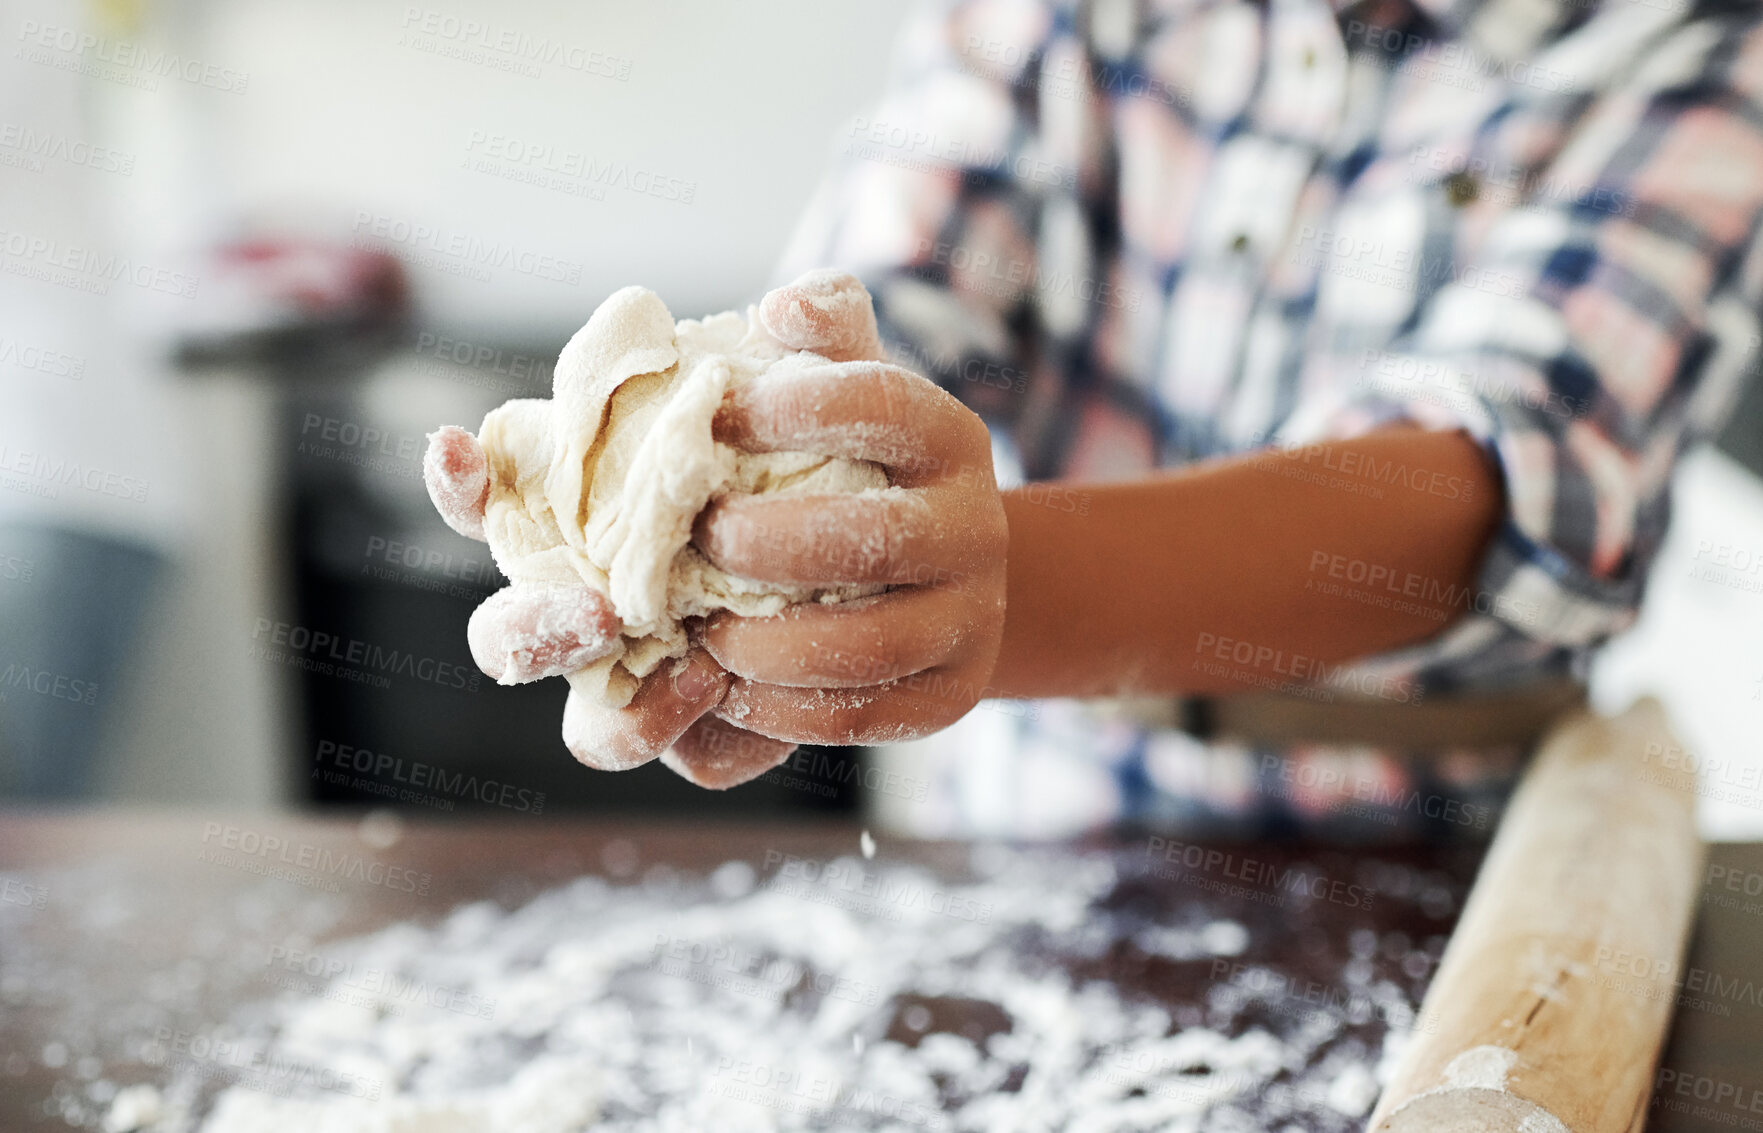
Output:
[{"xmin": 0, "ymin": 811, "xmax": 1756, "ymax": 1131}]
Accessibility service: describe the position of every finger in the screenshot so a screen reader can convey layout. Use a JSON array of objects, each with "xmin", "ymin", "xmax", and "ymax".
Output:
[
  {"xmin": 661, "ymin": 715, "xmax": 797, "ymax": 789},
  {"xmin": 468, "ymin": 585, "xmax": 620, "ymax": 685},
  {"xmin": 716, "ymin": 670, "xmax": 981, "ymax": 746},
  {"xmin": 424, "ymin": 425, "xmax": 490, "ymax": 541},
  {"xmin": 712, "ymin": 362, "xmax": 992, "ymax": 484},
  {"xmin": 694, "ymin": 487, "xmax": 967, "ymax": 587},
  {"xmin": 562, "ymin": 649, "xmax": 728, "ymax": 772},
  {"xmin": 702, "ymin": 588, "xmax": 968, "ymax": 687},
  {"xmin": 759, "ymin": 269, "xmax": 884, "ymax": 362}
]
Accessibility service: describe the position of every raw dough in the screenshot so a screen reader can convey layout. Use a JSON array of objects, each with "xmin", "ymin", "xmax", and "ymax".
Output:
[{"xmin": 476, "ymin": 286, "xmax": 889, "ymax": 707}]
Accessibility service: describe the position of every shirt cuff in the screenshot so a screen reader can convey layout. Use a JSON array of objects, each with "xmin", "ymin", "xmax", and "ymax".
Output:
[{"xmin": 1279, "ymin": 357, "xmax": 1648, "ymax": 655}]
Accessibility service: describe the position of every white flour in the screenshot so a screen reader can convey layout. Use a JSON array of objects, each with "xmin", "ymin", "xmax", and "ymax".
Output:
[
  {"xmin": 100, "ymin": 845, "xmax": 1419, "ymax": 1132},
  {"xmin": 474, "ymin": 285, "xmax": 888, "ymax": 708}
]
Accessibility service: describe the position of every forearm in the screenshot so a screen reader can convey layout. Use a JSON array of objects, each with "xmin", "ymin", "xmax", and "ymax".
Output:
[{"xmin": 990, "ymin": 426, "xmax": 1504, "ymax": 699}]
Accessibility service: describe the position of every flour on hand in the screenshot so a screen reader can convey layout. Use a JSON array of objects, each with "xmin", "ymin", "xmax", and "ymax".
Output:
[{"xmin": 472, "ymin": 286, "xmax": 889, "ymax": 707}]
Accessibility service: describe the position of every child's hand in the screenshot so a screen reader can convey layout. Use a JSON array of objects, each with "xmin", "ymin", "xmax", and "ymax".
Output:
[
  {"xmin": 425, "ymin": 425, "xmax": 623, "ymax": 684},
  {"xmin": 425, "ymin": 426, "xmax": 778, "ymax": 787},
  {"xmin": 423, "ymin": 271, "xmax": 1007, "ymax": 784},
  {"xmin": 691, "ymin": 277, "xmax": 1010, "ymax": 745}
]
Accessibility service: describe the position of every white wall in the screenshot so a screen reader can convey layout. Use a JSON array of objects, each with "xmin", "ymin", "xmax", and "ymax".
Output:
[
  {"xmin": 91, "ymin": 0, "xmax": 909, "ymax": 805},
  {"xmin": 166, "ymin": 0, "xmax": 911, "ymax": 331}
]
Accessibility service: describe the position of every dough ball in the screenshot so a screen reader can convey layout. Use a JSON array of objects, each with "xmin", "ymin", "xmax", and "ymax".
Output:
[{"xmin": 476, "ymin": 286, "xmax": 889, "ymax": 707}]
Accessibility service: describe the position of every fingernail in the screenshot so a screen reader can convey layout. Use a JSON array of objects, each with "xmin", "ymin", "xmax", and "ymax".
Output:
[{"xmin": 671, "ymin": 653, "xmax": 726, "ymax": 703}]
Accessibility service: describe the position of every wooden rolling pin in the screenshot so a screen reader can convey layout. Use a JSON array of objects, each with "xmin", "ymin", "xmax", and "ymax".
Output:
[{"xmin": 1366, "ymin": 698, "xmax": 1703, "ymax": 1133}]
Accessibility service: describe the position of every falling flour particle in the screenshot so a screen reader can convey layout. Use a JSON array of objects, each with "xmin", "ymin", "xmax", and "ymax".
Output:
[
  {"xmin": 859, "ymin": 830, "xmax": 877, "ymax": 860},
  {"xmin": 468, "ymin": 286, "xmax": 890, "ymax": 707},
  {"xmin": 130, "ymin": 849, "xmax": 1416, "ymax": 1132}
]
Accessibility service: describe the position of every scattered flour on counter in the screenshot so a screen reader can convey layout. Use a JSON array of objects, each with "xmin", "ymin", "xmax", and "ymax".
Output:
[
  {"xmin": 1324, "ymin": 1063, "xmax": 1380, "ymax": 1117},
  {"xmin": 130, "ymin": 849, "xmax": 1416, "ymax": 1133},
  {"xmin": 102, "ymin": 1084, "xmax": 163, "ymax": 1132},
  {"xmin": 1134, "ymin": 920, "xmax": 1250, "ymax": 960}
]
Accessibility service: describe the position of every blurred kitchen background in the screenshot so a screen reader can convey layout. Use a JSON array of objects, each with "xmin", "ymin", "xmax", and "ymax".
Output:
[{"xmin": 2, "ymin": 0, "xmax": 1761, "ymax": 833}]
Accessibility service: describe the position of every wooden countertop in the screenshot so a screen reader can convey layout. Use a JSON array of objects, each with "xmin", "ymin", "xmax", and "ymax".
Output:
[{"xmin": 0, "ymin": 811, "xmax": 1755, "ymax": 1130}]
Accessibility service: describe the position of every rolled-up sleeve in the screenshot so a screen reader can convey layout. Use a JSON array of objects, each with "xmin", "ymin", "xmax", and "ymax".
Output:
[{"xmin": 1289, "ymin": 13, "xmax": 1763, "ymax": 666}]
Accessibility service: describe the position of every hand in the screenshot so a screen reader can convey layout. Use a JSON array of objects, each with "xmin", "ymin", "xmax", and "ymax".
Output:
[
  {"xmin": 691, "ymin": 278, "xmax": 1010, "ymax": 746},
  {"xmin": 420, "ymin": 269, "xmax": 917, "ymax": 787},
  {"xmin": 424, "ymin": 424, "xmax": 785, "ymax": 787}
]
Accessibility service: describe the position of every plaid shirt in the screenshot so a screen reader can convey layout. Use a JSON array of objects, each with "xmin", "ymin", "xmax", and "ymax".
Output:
[{"xmin": 777, "ymin": 0, "xmax": 1763, "ymax": 836}]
